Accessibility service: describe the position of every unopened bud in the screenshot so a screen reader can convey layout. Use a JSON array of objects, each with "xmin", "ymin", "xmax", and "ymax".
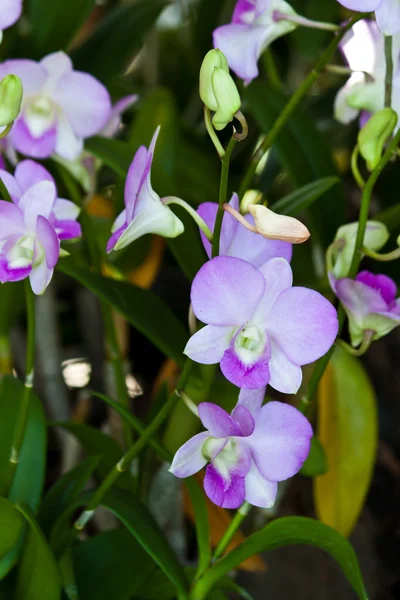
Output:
[
  {"xmin": 0, "ymin": 74, "xmax": 23, "ymax": 127},
  {"xmin": 240, "ymin": 189, "xmax": 263, "ymax": 215},
  {"xmin": 248, "ymin": 205, "xmax": 310, "ymax": 244},
  {"xmin": 200, "ymin": 49, "xmax": 229, "ymax": 111},
  {"xmin": 358, "ymin": 108, "xmax": 397, "ymax": 171}
]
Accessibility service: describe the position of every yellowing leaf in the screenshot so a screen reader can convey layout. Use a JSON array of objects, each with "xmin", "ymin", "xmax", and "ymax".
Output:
[{"xmin": 314, "ymin": 345, "xmax": 378, "ymax": 537}]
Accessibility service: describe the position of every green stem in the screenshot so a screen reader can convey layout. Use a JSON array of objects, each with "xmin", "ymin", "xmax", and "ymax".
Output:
[
  {"xmin": 262, "ymin": 48, "xmax": 282, "ymax": 90},
  {"xmin": 204, "ymin": 106, "xmax": 225, "ymax": 158},
  {"xmin": 163, "ymin": 196, "xmax": 213, "ymax": 240},
  {"xmin": 338, "ymin": 330, "xmax": 374, "ymax": 357},
  {"xmin": 1, "ymin": 281, "xmax": 36, "ymax": 496},
  {"xmin": 73, "ymin": 359, "xmax": 194, "ymax": 531},
  {"xmin": 385, "ymin": 36, "xmax": 393, "ymax": 108},
  {"xmin": 363, "ymin": 245, "xmax": 400, "ymax": 261},
  {"xmin": 212, "ymin": 137, "xmax": 237, "ymax": 257},
  {"xmin": 351, "ymin": 145, "xmax": 366, "ymax": 190},
  {"xmin": 238, "ymin": 13, "xmax": 369, "ymax": 198},
  {"xmin": 212, "ymin": 502, "xmax": 251, "ymax": 561}
]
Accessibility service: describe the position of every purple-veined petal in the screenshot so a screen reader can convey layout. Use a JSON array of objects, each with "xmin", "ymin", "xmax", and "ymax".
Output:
[
  {"xmin": 169, "ymin": 432, "xmax": 210, "ymax": 478},
  {"xmin": 213, "ymin": 23, "xmax": 266, "ymax": 82},
  {"xmin": 191, "ymin": 256, "xmax": 265, "ymax": 326},
  {"xmin": 0, "ymin": 59, "xmax": 47, "ymax": 96},
  {"xmin": 55, "ymin": 112, "xmax": 84, "ymax": 160},
  {"xmin": 252, "ymin": 257, "xmax": 293, "ymax": 323},
  {"xmin": 101, "ymin": 94, "xmax": 138, "ymax": 138},
  {"xmin": 204, "ymin": 465, "xmax": 246, "ymax": 509},
  {"xmin": 247, "ymin": 401, "xmax": 312, "ymax": 482},
  {"xmin": 376, "ymin": 0, "xmax": 400, "ymax": 35},
  {"xmin": 231, "ymin": 405, "xmax": 255, "ymax": 437},
  {"xmin": 131, "ymin": 127, "xmax": 161, "ymax": 218},
  {"xmin": 124, "ymin": 145, "xmax": 149, "ymax": 220},
  {"xmin": 236, "ymin": 387, "xmax": 265, "ymax": 416},
  {"xmin": 267, "ymin": 287, "xmax": 338, "ymax": 366},
  {"xmin": 220, "ymin": 344, "xmax": 271, "ymax": 389},
  {"xmin": 0, "ymin": 0, "xmax": 22, "ymax": 29},
  {"xmin": 184, "ymin": 324, "xmax": 232, "ymax": 364},
  {"xmin": 268, "ymin": 339, "xmax": 303, "ymax": 394},
  {"xmin": 11, "ymin": 118, "xmax": 57, "ymax": 159},
  {"xmin": 335, "ymin": 277, "xmax": 388, "ymax": 317},
  {"xmin": 0, "ymin": 200, "xmax": 25, "ymax": 239},
  {"xmin": 19, "ymin": 181, "xmax": 56, "ymax": 231},
  {"xmin": 36, "ymin": 215, "xmax": 59, "ymax": 269},
  {"xmin": 53, "ymin": 69, "xmax": 111, "ymax": 138},
  {"xmin": 14, "ymin": 160, "xmax": 55, "ymax": 193},
  {"xmin": 198, "ymin": 402, "xmax": 242, "ymax": 437},
  {"xmin": 244, "ymin": 460, "xmax": 278, "ymax": 508},
  {"xmin": 0, "ymin": 170, "xmax": 21, "ymax": 201}
]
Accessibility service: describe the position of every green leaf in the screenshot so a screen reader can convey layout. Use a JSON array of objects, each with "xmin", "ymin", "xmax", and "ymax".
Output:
[
  {"xmin": 299, "ymin": 436, "xmax": 328, "ymax": 477},
  {"xmin": 29, "ymin": 0, "xmax": 96, "ymax": 56},
  {"xmin": 192, "ymin": 517, "xmax": 368, "ymax": 600},
  {"xmin": 85, "ymin": 137, "xmax": 132, "ymax": 178},
  {"xmin": 0, "ymin": 376, "xmax": 46, "ymax": 511},
  {"xmin": 15, "ymin": 504, "xmax": 62, "ymax": 600},
  {"xmin": 39, "ymin": 457, "xmax": 101, "ymax": 537},
  {"xmin": 58, "ymin": 260, "xmax": 188, "ymax": 366},
  {"xmin": 0, "ymin": 282, "xmax": 24, "ymax": 337},
  {"xmin": 72, "ymin": 529, "xmax": 173, "ymax": 600},
  {"xmin": 270, "ymin": 177, "xmax": 340, "ymax": 217},
  {"xmin": 246, "ymin": 84, "xmax": 346, "ymax": 247},
  {"xmin": 184, "ymin": 478, "xmax": 211, "ymax": 578},
  {"xmin": 0, "ymin": 498, "xmax": 24, "ymax": 559},
  {"xmin": 71, "ymin": 0, "xmax": 168, "ymax": 84}
]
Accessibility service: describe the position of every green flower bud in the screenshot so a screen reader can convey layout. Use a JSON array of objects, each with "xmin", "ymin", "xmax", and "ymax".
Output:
[
  {"xmin": 358, "ymin": 108, "xmax": 398, "ymax": 171},
  {"xmin": 211, "ymin": 67, "xmax": 241, "ymax": 131},
  {"xmin": 240, "ymin": 189, "xmax": 263, "ymax": 214},
  {"xmin": 199, "ymin": 49, "xmax": 229, "ymax": 111},
  {"xmin": 0, "ymin": 74, "xmax": 23, "ymax": 128}
]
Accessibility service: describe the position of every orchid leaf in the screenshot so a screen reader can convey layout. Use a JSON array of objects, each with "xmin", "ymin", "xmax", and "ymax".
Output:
[
  {"xmin": 300, "ymin": 436, "xmax": 328, "ymax": 477},
  {"xmin": 0, "ymin": 498, "xmax": 24, "ymax": 560},
  {"xmin": 270, "ymin": 177, "xmax": 340, "ymax": 217}
]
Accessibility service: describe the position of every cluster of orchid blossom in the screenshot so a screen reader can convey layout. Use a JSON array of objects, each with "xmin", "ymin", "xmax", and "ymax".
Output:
[{"xmin": 0, "ymin": 0, "xmax": 400, "ymax": 511}]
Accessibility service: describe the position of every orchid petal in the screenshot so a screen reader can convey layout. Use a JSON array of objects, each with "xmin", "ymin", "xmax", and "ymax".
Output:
[
  {"xmin": 169, "ymin": 432, "xmax": 209, "ymax": 478},
  {"xmin": 198, "ymin": 402, "xmax": 242, "ymax": 437},
  {"xmin": 184, "ymin": 324, "xmax": 232, "ymax": 364},
  {"xmin": 204, "ymin": 464, "xmax": 245, "ymax": 509},
  {"xmin": 15, "ymin": 160, "xmax": 54, "ymax": 193},
  {"xmin": 268, "ymin": 340, "xmax": 303, "ymax": 394},
  {"xmin": 253, "ymin": 257, "xmax": 293, "ymax": 323},
  {"xmin": 236, "ymin": 387, "xmax": 265, "ymax": 416},
  {"xmin": 244, "ymin": 461, "xmax": 278, "ymax": 508},
  {"xmin": 19, "ymin": 181, "xmax": 56, "ymax": 231}
]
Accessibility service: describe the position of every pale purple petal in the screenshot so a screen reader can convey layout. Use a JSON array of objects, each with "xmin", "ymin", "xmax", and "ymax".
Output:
[
  {"xmin": 197, "ymin": 194, "xmax": 239, "ymax": 258},
  {"xmin": 0, "ymin": 60, "xmax": 47, "ymax": 96},
  {"xmin": 55, "ymin": 112, "xmax": 84, "ymax": 160},
  {"xmin": 191, "ymin": 256, "xmax": 265, "ymax": 326},
  {"xmin": 29, "ymin": 260, "xmax": 53, "ymax": 295},
  {"xmin": 101, "ymin": 94, "xmax": 138, "ymax": 138},
  {"xmin": 337, "ymin": 0, "xmax": 382, "ymax": 10},
  {"xmin": 106, "ymin": 224, "xmax": 127, "ymax": 253},
  {"xmin": 267, "ymin": 288, "xmax": 338, "ymax": 365},
  {"xmin": 0, "ymin": 200, "xmax": 24, "ymax": 239},
  {"xmin": 124, "ymin": 145, "xmax": 150, "ymax": 220},
  {"xmin": 36, "ymin": 215, "xmax": 59, "ymax": 269},
  {"xmin": 184, "ymin": 324, "xmax": 232, "ymax": 364},
  {"xmin": 0, "ymin": 170, "xmax": 21, "ymax": 201},
  {"xmin": 198, "ymin": 402, "xmax": 242, "ymax": 437},
  {"xmin": 213, "ymin": 23, "xmax": 265, "ymax": 82},
  {"xmin": 253, "ymin": 257, "xmax": 293, "ymax": 323},
  {"xmin": 53, "ymin": 69, "xmax": 111, "ymax": 137},
  {"xmin": 53, "ymin": 198, "xmax": 80, "ymax": 221},
  {"xmin": 19, "ymin": 181, "xmax": 56, "ymax": 231},
  {"xmin": 220, "ymin": 345, "xmax": 271, "ymax": 389},
  {"xmin": 231, "ymin": 405, "xmax": 255, "ymax": 437},
  {"xmin": 247, "ymin": 401, "xmax": 313, "ymax": 482},
  {"xmin": 236, "ymin": 387, "xmax": 265, "ymax": 416},
  {"xmin": 244, "ymin": 461, "xmax": 278, "ymax": 508},
  {"xmin": 339, "ymin": 20, "xmax": 381, "ymax": 74},
  {"xmin": 131, "ymin": 127, "xmax": 160, "ymax": 219},
  {"xmin": 11, "ymin": 118, "xmax": 57, "ymax": 159},
  {"xmin": 268, "ymin": 340, "xmax": 303, "ymax": 394},
  {"xmin": 53, "ymin": 219, "xmax": 81, "ymax": 240},
  {"xmin": 356, "ymin": 271, "xmax": 397, "ymax": 306},
  {"xmin": 0, "ymin": 0, "xmax": 22, "ymax": 29},
  {"xmin": 169, "ymin": 432, "xmax": 209, "ymax": 478},
  {"xmin": 375, "ymin": 0, "xmax": 400, "ymax": 35},
  {"xmin": 204, "ymin": 465, "xmax": 245, "ymax": 509},
  {"xmin": 15, "ymin": 160, "xmax": 55, "ymax": 193},
  {"xmin": 40, "ymin": 52, "xmax": 72, "ymax": 92},
  {"xmin": 335, "ymin": 278, "xmax": 387, "ymax": 317}
]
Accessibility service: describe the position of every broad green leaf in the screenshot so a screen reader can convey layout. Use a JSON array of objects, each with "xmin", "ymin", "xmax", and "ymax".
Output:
[
  {"xmin": 314, "ymin": 346, "xmax": 378, "ymax": 537},
  {"xmin": 29, "ymin": 0, "xmax": 96, "ymax": 56},
  {"xmin": 245, "ymin": 84, "xmax": 346, "ymax": 247},
  {"xmin": 0, "ymin": 498, "xmax": 24, "ymax": 559},
  {"xmin": 0, "ymin": 376, "xmax": 46, "ymax": 511},
  {"xmin": 39, "ymin": 457, "xmax": 101, "ymax": 536},
  {"xmin": 270, "ymin": 177, "xmax": 340, "ymax": 217},
  {"xmin": 191, "ymin": 517, "xmax": 368, "ymax": 600},
  {"xmin": 72, "ymin": 529, "xmax": 173, "ymax": 600},
  {"xmin": 300, "ymin": 436, "xmax": 328, "ymax": 477},
  {"xmin": 72, "ymin": 0, "xmax": 168, "ymax": 84},
  {"xmin": 59, "ymin": 261, "xmax": 188, "ymax": 366},
  {"xmin": 15, "ymin": 505, "xmax": 62, "ymax": 600},
  {"xmin": 85, "ymin": 137, "xmax": 132, "ymax": 178}
]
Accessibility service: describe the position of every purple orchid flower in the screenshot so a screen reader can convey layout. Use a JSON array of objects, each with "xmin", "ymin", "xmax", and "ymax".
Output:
[
  {"xmin": 333, "ymin": 270, "xmax": 400, "ymax": 346},
  {"xmin": 334, "ymin": 20, "xmax": 400, "ymax": 126},
  {"xmin": 0, "ymin": 160, "xmax": 81, "ymax": 240},
  {"xmin": 185, "ymin": 256, "xmax": 338, "ymax": 392},
  {"xmin": 0, "ymin": 0, "xmax": 22, "ymax": 42},
  {"xmin": 107, "ymin": 126, "xmax": 184, "ymax": 252},
  {"xmin": 197, "ymin": 193, "xmax": 292, "ymax": 267},
  {"xmin": 0, "ymin": 179, "xmax": 60, "ymax": 294},
  {"xmin": 213, "ymin": 0, "xmax": 297, "ymax": 84},
  {"xmin": 338, "ymin": 0, "xmax": 400, "ymax": 36},
  {"xmin": 0, "ymin": 51, "xmax": 111, "ymax": 160},
  {"xmin": 170, "ymin": 389, "xmax": 312, "ymax": 508}
]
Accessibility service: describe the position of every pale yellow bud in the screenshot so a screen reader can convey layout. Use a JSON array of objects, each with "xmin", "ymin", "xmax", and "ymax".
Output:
[{"xmin": 248, "ymin": 205, "xmax": 310, "ymax": 244}]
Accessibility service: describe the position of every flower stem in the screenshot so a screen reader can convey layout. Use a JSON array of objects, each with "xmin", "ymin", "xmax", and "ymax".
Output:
[
  {"xmin": 163, "ymin": 196, "xmax": 213, "ymax": 240},
  {"xmin": 238, "ymin": 13, "xmax": 369, "ymax": 198},
  {"xmin": 204, "ymin": 106, "xmax": 225, "ymax": 158},
  {"xmin": 363, "ymin": 245, "xmax": 400, "ymax": 261},
  {"xmin": 1, "ymin": 281, "xmax": 35, "ymax": 496},
  {"xmin": 73, "ymin": 359, "xmax": 194, "ymax": 532},
  {"xmin": 212, "ymin": 502, "xmax": 251, "ymax": 561},
  {"xmin": 385, "ymin": 36, "xmax": 393, "ymax": 108},
  {"xmin": 351, "ymin": 145, "xmax": 366, "ymax": 190},
  {"xmin": 273, "ymin": 10, "xmax": 340, "ymax": 32},
  {"xmin": 212, "ymin": 137, "xmax": 237, "ymax": 257},
  {"xmin": 338, "ymin": 330, "xmax": 374, "ymax": 357}
]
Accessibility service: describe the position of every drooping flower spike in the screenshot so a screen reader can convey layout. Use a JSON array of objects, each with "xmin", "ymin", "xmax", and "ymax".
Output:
[
  {"xmin": 107, "ymin": 126, "xmax": 184, "ymax": 252},
  {"xmin": 0, "ymin": 0, "xmax": 22, "ymax": 43},
  {"xmin": 337, "ymin": 0, "xmax": 400, "ymax": 36},
  {"xmin": 0, "ymin": 51, "xmax": 112, "ymax": 160},
  {"xmin": 170, "ymin": 388, "xmax": 313, "ymax": 509},
  {"xmin": 0, "ymin": 160, "xmax": 82, "ymax": 241},
  {"xmin": 333, "ymin": 270, "xmax": 400, "ymax": 347},
  {"xmin": 185, "ymin": 256, "xmax": 338, "ymax": 392},
  {"xmin": 197, "ymin": 193, "xmax": 292, "ymax": 268},
  {"xmin": 334, "ymin": 20, "xmax": 400, "ymax": 127}
]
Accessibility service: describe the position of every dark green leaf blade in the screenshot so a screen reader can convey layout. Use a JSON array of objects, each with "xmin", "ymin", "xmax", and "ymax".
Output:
[
  {"xmin": 0, "ymin": 498, "xmax": 24, "ymax": 560},
  {"xmin": 270, "ymin": 177, "xmax": 340, "ymax": 217},
  {"xmin": 300, "ymin": 436, "xmax": 328, "ymax": 477},
  {"xmin": 85, "ymin": 137, "xmax": 132, "ymax": 178},
  {"xmin": 193, "ymin": 517, "xmax": 368, "ymax": 600}
]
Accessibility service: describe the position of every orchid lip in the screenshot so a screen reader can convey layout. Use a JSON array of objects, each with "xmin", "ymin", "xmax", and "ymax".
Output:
[{"xmin": 234, "ymin": 323, "xmax": 266, "ymax": 364}]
